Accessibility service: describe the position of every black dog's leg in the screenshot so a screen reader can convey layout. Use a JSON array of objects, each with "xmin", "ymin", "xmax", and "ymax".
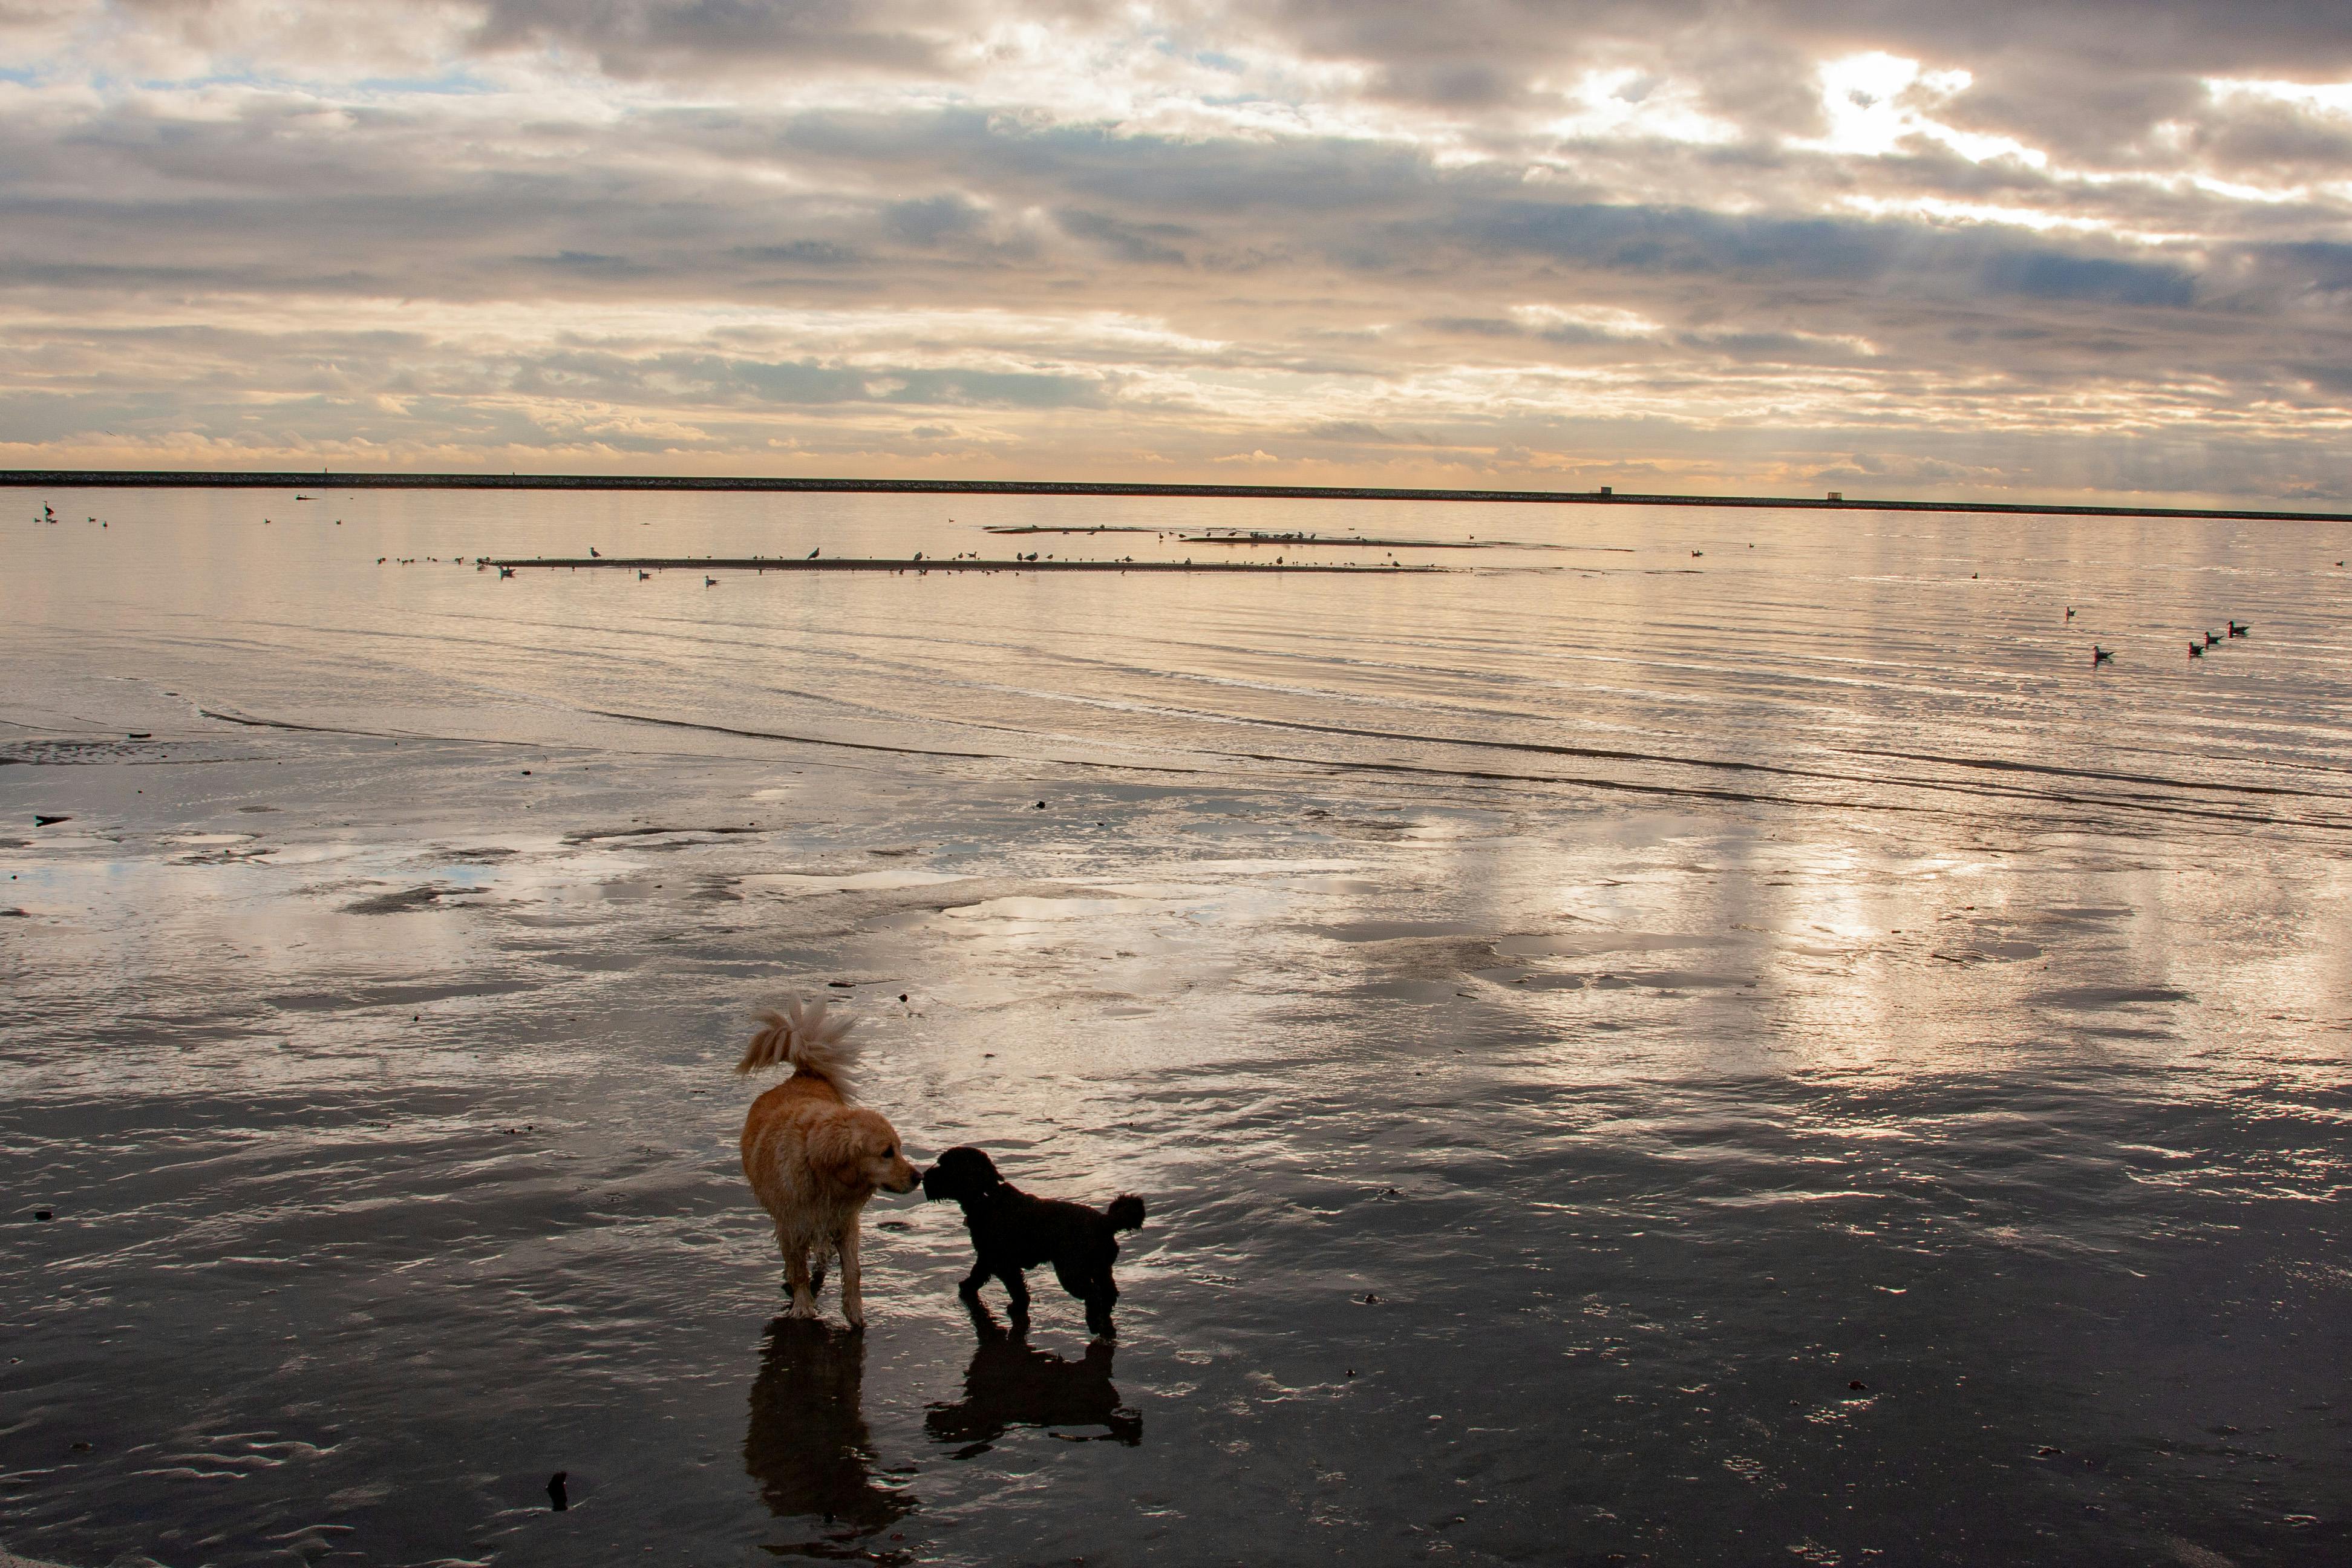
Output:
[
  {"xmin": 1054, "ymin": 1257, "xmax": 1117, "ymax": 1336},
  {"xmin": 958, "ymin": 1263, "xmax": 989, "ymax": 1299},
  {"xmin": 1085, "ymin": 1274, "xmax": 1118, "ymax": 1338},
  {"xmin": 999, "ymin": 1266, "xmax": 1031, "ymax": 1321}
]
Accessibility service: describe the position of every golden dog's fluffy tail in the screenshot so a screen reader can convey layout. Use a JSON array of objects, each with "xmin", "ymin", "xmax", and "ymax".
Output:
[{"xmin": 736, "ymin": 999, "xmax": 860, "ymax": 1096}]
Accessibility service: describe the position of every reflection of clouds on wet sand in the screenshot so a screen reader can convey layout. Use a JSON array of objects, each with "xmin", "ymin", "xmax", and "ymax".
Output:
[
  {"xmin": 926, "ymin": 1300, "xmax": 1140, "ymax": 1459},
  {"xmin": 743, "ymin": 1319, "xmax": 913, "ymax": 1548}
]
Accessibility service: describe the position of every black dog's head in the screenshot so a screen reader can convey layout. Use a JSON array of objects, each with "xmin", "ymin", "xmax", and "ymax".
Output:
[{"xmin": 922, "ymin": 1146, "xmax": 1006, "ymax": 1206}]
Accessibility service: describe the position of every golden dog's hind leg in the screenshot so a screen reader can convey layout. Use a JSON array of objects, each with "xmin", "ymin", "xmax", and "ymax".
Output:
[{"xmin": 837, "ymin": 1220, "xmax": 866, "ymax": 1329}]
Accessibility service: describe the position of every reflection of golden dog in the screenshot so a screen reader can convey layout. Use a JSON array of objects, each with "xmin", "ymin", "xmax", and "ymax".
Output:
[
  {"xmin": 737, "ymin": 1001, "xmax": 918, "ymax": 1328},
  {"xmin": 743, "ymin": 1317, "xmax": 913, "ymax": 1537}
]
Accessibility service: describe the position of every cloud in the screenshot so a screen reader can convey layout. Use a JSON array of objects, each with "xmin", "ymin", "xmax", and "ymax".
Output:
[
  {"xmin": 0, "ymin": 0, "xmax": 2346, "ymax": 501},
  {"xmin": 468, "ymin": 0, "xmax": 969, "ymax": 77}
]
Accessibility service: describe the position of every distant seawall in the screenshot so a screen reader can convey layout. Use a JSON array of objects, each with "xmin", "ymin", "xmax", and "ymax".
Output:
[{"xmin": 5, "ymin": 470, "xmax": 2350, "ymax": 526}]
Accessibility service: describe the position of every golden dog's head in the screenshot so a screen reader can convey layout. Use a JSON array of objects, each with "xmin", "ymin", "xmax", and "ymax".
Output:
[{"xmin": 811, "ymin": 1107, "xmax": 920, "ymax": 1197}]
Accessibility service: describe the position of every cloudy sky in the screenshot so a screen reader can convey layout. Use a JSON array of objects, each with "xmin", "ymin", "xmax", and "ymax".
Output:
[{"xmin": 2, "ymin": 1, "xmax": 2349, "ymax": 500}]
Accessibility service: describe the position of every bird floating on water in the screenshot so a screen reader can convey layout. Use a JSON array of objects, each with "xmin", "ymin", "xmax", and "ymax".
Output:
[
  {"xmin": 2188, "ymin": 641, "xmax": 2204, "ymax": 658},
  {"xmin": 498, "ymin": 566, "xmax": 515, "ymax": 578},
  {"xmin": 2228, "ymin": 620, "xmax": 2250, "ymax": 636},
  {"xmin": 2065, "ymin": 606, "xmax": 2076, "ymax": 619},
  {"xmin": 638, "ymin": 569, "xmax": 651, "ymax": 580},
  {"xmin": 2091, "ymin": 645, "xmax": 2114, "ymax": 665},
  {"xmin": 705, "ymin": 575, "xmax": 718, "ymax": 587},
  {"xmin": 2203, "ymin": 631, "xmax": 2223, "ymax": 647}
]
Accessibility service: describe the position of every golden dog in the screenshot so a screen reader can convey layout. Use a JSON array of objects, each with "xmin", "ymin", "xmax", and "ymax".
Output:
[{"xmin": 737, "ymin": 1000, "xmax": 919, "ymax": 1327}]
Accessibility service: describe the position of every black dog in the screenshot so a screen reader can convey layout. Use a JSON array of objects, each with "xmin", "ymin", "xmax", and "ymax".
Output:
[{"xmin": 921, "ymin": 1146, "xmax": 1145, "ymax": 1336}]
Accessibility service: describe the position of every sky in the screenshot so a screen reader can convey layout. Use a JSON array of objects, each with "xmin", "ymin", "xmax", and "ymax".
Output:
[{"xmin": 2, "ymin": 1, "xmax": 2350, "ymax": 502}]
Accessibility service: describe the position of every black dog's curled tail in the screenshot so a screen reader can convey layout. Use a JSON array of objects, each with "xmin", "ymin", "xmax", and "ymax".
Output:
[{"xmin": 1106, "ymin": 1194, "xmax": 1146, "ymax": 1232}]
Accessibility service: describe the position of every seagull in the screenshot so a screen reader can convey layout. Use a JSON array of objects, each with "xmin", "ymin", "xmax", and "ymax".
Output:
[
  {"xmin": 590, "ymin": 547, "xmax": 601, "ymax": 558},
  {"xmin": 912, "ymin": 550, "xmax": 924, "ymax": 562},
  {"xmin": 705, "ymin": 575, "xmax": 719, "ymax": 586},
  {"xmin": 2092, "ymin": 645, "xmax": 2114, "ymax": 665},
  {"xmin": 2228, "ymin": 620, "xmax": 2250, "ymax": 636},
  {"xmin": 806, "ymin": 547, "xmax": 819, "ymax": 559}
]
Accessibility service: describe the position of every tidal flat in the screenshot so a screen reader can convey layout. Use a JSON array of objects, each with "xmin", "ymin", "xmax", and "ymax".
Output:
[{"xmin": 2, "ymin": 489, "xmax": 2348, "ymax": 1566}]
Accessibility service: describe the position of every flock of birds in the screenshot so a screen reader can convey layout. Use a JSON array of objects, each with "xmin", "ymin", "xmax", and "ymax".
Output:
[
  {"xmin": 2071, "ymin": 603, "xmax": 2254, "ymax": 666},
  {"xmin": 32, "ymin": 503, "xmax": 105, "ymax": 528}
]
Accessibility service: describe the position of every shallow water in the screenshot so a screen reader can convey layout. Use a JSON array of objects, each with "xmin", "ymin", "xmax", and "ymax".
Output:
[{"xmin": 2, "ymin": 489, "xmax": 2348, "ymax": 1566}]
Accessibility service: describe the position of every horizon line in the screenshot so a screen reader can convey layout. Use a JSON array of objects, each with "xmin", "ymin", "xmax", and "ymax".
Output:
[{"xmin": 5, "ymin": 469, "xmax": 2350, "ymax": 526}]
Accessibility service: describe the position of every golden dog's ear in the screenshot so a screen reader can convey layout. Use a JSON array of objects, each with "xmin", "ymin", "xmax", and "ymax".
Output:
[{"xmin": 808, "ymin": 1119, "xmax": 877, "ymax": 1189}]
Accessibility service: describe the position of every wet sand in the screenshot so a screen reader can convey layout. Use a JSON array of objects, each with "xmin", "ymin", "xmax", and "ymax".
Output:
[
  {"xmin": 983, "ymin": 526, "xmax": 1494, "ymax": 549},
  {"xmin": 490, "ymin": 556, "xmax": 1445, "ymax": 573},
  {"xmin": 3, "ymin": 489, "xmax": 2348, "ymax": 1567}
]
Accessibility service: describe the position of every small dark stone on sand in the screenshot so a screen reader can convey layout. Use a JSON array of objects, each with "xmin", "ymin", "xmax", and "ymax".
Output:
[
  {"xmin": 828, "ymin": 979, "xmax": 854, "ymax": 988},
  {"xmin": 547, "ymin": 1471, "xmax": 569, "ymax": 1510},
  {"xmin": 900, "ymin": 992, "xmax": 909, "ymax": 1002},
  {"xmin": 1358, "ymin": 1292, "xmax": 1382, "ymax": 1304},
  {"xmin": 1346, "ymin": 1368, "xmax": 1357, "ymax": 1377},
  {"xmin": 1849, "ymin": 1380, "xmax": 1868, "ymax": 1390},
  {"xmin": 35, "ymin": 1210, "xmax": 54, "ymax": 1220},
  {"xmin": 2036, "ymin": 1446, "xmax": 2062, "ymax": 1457},
  {"xmin": 1035, "ymin": 800, "xmax": 1047, "ymax": 809},
  {"xmin": 521, "ymin": 769, "xmax": 532, "ymax": 776},
  {"xmin": 34, "ymin": 814, "xmax": 70, "ymax": 826},
  {"xmin": 128, "ymin": 731, "xmax": 151, "ymax": 739},
  {"xmin": 70, "ymin": 1440, "xmax": 90, "ymax": 1451}
]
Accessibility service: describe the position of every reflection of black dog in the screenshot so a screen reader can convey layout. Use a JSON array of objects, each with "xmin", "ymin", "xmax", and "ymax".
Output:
[
  {"xmin": 743, "ymin": 1317, "xmax": 913, "ymax": 1538},
  {"xmin": 920, "ymin": 1146, "xmax": 1145, "ymax": 1336},
  {"xmin": 926, "ymin": 1297, "xmax": 1142, "ymax": 1456}
]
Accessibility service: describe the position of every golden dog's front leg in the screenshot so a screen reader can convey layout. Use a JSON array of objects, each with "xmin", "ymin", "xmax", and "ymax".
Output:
[
  {"xmin": 780, "ymin": 1226, "xmax": 820, "ymax": 1319},
  {"xmin": 837, "ymin": 1218, "xmax": 865, "ymax": 1329}
]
